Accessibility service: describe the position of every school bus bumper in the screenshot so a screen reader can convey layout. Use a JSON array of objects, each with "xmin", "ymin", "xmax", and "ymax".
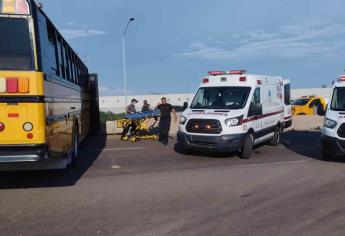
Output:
[{"xmin": 0, "ymin": 144, "xmax": 46, "ymax": 163}]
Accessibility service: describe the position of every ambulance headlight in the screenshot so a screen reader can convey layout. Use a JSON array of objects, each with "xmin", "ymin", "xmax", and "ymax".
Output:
[
  {"xmin": 324, "ymin": 118, "xmax": 337, "ymax": 129},
  {"xmin": 225, "ymin": 116, "xmax": 243, "ymax": 127},
  {"xmin": 179, "ymin": 116, "xmax": 187, "ymax": 125}
]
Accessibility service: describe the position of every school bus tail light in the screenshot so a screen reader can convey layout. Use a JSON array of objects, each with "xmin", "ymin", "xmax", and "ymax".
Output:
[
  {"xmin": 18, "ymin": 78, "xmax": 29, "ymax": 93},
  {"xmin": 0, "ymin": 78, "xmax": 6, "ymax": 93},
  {"xmin": 27, "ymin": 133, "xmax": 33, "ymax": 139},
  {"xmin": 0, "ymin": 123, "xmax": 4, "ymax": 132},
  {"xmin": 6, "ymin": 78, "xmax": 18, "ymax": 93}
]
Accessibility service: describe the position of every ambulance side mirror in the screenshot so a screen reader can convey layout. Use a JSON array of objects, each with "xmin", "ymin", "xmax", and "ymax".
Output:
[
  {"xmin": 183, "ymin": 102, "xmax": 189, "ymax": 111},
  {"xmin": 317, "ymin": 104, "xmax": 326, "ymax": 116}
]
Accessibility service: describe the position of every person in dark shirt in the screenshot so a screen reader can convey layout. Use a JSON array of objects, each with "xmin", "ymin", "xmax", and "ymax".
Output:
[
  {"xmin": 141, "ymin": 100, "xmax": 153, "ymax": 112},
  {"xmin": 156, "ymin": 97, "xmax": 177, "ymax": 145}
]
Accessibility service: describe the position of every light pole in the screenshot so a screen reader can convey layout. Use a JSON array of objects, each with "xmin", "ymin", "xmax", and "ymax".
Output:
[{"xmin": 122, "ymin": 17, "xmax": 135, "ymax": 109}]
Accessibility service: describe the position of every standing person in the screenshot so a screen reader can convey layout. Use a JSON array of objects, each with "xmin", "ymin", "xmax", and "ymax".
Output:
[
  {"xmin": 121, "ymin": 98, "xmax": 138, "ymax": 140},
  {"xmin": 142, "ymin": 100, "xmax": 153, "ymax": 112},
  {"xmin": 126, "ymin": 98, "xmax": 138, "ymax": 114},
  {"xmin": 156, "ymin": 97, "xmax": 177, "ymax": 145}
]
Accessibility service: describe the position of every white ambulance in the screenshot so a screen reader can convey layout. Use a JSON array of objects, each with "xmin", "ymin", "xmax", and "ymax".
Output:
[
  {"xmin": 283, "ymin": 79, "xmax": 292, "ymax": 129},
  {"xmin": 178, "ymin": 70, "xmax": 285, "ymax": 159},
  {"xmin": 320, "ymin": 75, "xmax": 345, "ymax": 159}
]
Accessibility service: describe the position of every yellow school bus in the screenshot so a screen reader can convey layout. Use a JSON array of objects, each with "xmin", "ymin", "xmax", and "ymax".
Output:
[{"xmin": 0, "ymin": 0, "xmax": 99, "ymax": 169}]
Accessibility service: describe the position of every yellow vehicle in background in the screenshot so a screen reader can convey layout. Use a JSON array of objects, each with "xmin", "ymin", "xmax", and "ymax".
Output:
[{"xmin": 292, "ymin": 96, "xmax": 327, "ymax": 115}]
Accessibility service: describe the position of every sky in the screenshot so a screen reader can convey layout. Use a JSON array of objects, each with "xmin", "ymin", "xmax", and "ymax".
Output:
[{"xmin": 38, "ymin": 0, "xmax": 345, "ymax": 96}]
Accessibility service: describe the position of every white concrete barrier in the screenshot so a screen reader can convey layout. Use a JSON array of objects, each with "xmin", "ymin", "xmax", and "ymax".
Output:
[
  {"xmin": 291, "ymin": 115, "xmax": 324, "ymax": 131},
  {"xmin": 106, "ymin": 121, "xmax": 122, "ymax": 135}
]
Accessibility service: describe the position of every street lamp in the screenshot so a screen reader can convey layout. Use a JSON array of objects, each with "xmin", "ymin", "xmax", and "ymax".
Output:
[{"xmin": 122, "ymin": 17, "xmax": 135, "ymax": 109}]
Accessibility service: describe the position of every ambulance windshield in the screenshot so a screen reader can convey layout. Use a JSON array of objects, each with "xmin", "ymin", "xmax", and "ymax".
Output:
[
  {"xmin": 331, "ymin": 87, "xmax": 345, "ymax": 111},
  {"xmin": 190, "ymin": 86, "xmax": 251, "ymax": 110}
]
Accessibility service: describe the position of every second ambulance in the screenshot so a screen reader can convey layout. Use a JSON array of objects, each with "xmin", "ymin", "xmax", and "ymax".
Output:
[
  {"xmin": 178, "ymin": 70, "xmax": 285, "ymax": 159},
  {"xmin": 321, "ymin": 75, "xmax": 345, "ymax": 159}
]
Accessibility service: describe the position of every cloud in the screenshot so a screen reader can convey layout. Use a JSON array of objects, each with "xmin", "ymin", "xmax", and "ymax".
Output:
[
  {"xmin": 61, "ymin": 29, "xmax": 107, "ymax": 40},
  {"xmin": 98, "ymin": 86, "xmax": 137, "ymax": 96},
  {"xmin": 177, "ymin": 19, "xmax": 345, "ymax": 60},
  {"xmin": 65, "ymin": 22, "xmax": 82, "ymax": 27},
  {"xmin": 61, "ymin": 22, "xmax": 107, "ymax": 40}
]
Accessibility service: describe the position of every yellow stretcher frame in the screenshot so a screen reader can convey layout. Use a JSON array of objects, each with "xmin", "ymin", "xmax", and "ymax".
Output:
[{"xmin": 117, "ymin": 117, "xmax": 158, "ymax": 142}]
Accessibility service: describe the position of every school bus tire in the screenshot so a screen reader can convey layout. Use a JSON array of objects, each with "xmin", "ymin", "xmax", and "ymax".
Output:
[{"xmin": 70, "ymin": 125, "xmax": 80, "ymax": 165}]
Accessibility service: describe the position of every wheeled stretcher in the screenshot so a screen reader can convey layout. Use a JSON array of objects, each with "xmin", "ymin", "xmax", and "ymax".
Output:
[{"xmin": 117, "ymin": 110, "xmax": 160, "ymax": 142}]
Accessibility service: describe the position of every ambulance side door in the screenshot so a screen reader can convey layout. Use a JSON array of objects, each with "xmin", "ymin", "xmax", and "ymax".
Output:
[
  {"xmin": 247, "ymin": 87, "xmax": 262, "ymax": 134},
  {"xmin": 261, "ymin": 81, "xmax": 284, "ymax": 132}
]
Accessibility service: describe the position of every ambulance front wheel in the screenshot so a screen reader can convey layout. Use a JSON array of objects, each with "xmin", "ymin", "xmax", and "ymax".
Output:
[
  {"xmin": 269, "ymin": 126, "xmax": 281, "ymax": 146},
  {"xmin": 322, "ymin": 146, "xmax": 332, "ymax": 161},
  {"xmin": 239, "ymin": 133, "xmax": 254, "ymax": 159}
]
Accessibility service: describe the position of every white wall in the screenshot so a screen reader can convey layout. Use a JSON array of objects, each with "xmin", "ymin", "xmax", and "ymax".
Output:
[
  {"xmin": 99, "ymin": 93, "xmax": 195, "ymax": 113},
  {"xmin": 291, "ymin": 88, "xmax": 332, "ymax": 102},
  {"xmin": 100, "ymin": 88, "xmax": 332, "ymax": 113}
]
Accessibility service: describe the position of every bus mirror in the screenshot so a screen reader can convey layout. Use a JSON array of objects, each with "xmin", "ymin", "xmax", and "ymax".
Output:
[{"xmin": 183, "ymin": 102, "xmax": 188, "ymax": 111}]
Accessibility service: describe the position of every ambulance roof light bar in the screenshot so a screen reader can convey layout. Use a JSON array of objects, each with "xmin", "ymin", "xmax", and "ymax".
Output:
[
  {"xmin": 226, "ymin": 70, "xmax": 247, "ymax": 75},
  {"xmin": 208, "ymin": 71, "xmax": 224, "ymax": 76},
  {"xmin": 208, "ymin": 70, "xmax": 247, "ymax": 76},
  {"xmin": 339, "ymin": 76, "xmax": 345, "ymax": 82}
]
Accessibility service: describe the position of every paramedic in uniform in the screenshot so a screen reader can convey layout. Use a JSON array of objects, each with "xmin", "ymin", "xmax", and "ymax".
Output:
[{"xmin": 156, "ymin": 97, "xmax": 177, "ymax": 145}]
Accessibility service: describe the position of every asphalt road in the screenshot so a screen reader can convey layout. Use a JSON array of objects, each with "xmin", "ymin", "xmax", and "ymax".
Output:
[{"xmin": 1, "ymin": 130, "xmax": 345, "ymax": 236}]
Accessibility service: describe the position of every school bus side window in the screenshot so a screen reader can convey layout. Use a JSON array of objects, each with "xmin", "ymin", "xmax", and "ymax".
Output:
[
  {"xmin": 56, "ymin": 36, "xmax": 65, "ymax": 79},
  {"xmin": 46, "ymin": 21, "xmax": 59, "ymax": 76},
  {"xmin": 73, "ymin": 54, "xmax": 78, "ymax": 85},
  {"xmin": 62, "ymin": 42, "xmax": 69, "ymax": 81},
  {"xmin": 69, "ymin": 50, "xmax": 75, "ymax": 83}
]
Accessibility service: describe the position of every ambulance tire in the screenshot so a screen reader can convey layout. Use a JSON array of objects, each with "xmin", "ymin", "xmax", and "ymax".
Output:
[
  {"xmin": 240, "ymin": 133, "xmax": 254, "ymax": 159},
  {"xmin": 322, "ymin": 147, "xmax": 332, "ymax": 161},
  {"xmin": 182, "ymin": 148, "xmax": 193, "ymax": 155},
  {"xmin": 269, "ymin": 126, "xmax": 281, "ymax": 146},
  {"xmin": 177, "ymin": 142, "xmax": 193, "ymax": 155}
]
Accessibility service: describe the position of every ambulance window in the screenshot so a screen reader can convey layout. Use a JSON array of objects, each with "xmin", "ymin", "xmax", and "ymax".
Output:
[
  {"xmin": 248, "ymin": 88, "xmax": 261, "ymax": 117},
  {"xmin": 284, "ymin": 84, "xmax": 291, "ymax": 105},
  {"xmin": 190, "ymin": 87, "xmax": 251, "ymax": 109},
  {"xmin": 252, "ymin": 88, "xmax": 261, "ymax": 104},
  {"xmin": 331, "ymin": 87, "xmax": 345, "ymax": 111}
]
